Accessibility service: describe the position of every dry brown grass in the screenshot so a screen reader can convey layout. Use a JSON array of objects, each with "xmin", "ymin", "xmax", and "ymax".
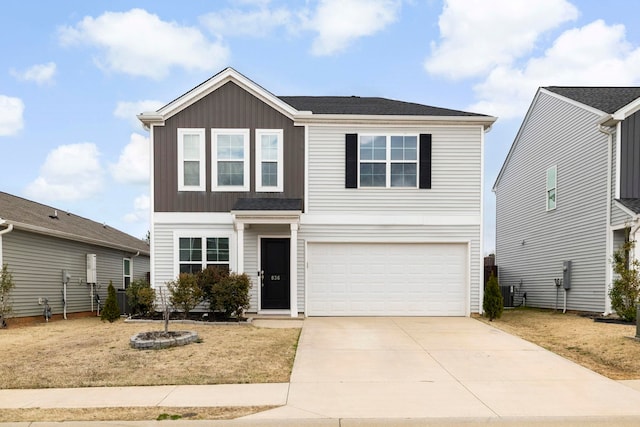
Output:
[
  {"xmin": 476, "ymin": 308, "xmax": 640, "ymax": 380},
  {"xmin": 0, "ymin": 317, "xmax": 300, "ymax": 389}
]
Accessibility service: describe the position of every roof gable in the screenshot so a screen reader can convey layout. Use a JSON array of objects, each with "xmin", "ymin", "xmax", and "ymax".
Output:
[
  {"xmin": 544, "ymin": 86, "xmax": 640, "ymax": 114},
  {"xmin": 0, "ymin": 192, "xmax": 149, "ymax": 254}
]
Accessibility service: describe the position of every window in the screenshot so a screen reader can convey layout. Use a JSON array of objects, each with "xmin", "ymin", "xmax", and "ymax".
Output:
[
  {"xmin": 546, "ymin": 165, "xmax": 557, "ymax": 211},
  {"xmin": 212, "ymin": 129, "xmax": 250, "ymax": 191},
  {"xmin": 123, "ymin": 258, "xmax": 131, "ymax": 289},
  {"xmin": 177, "ymin": 128, "xmax": 206, "ymax": 191},
  {"xmin": 255, "ymin": 129, "xmax": 284, "ymax": 192},
  {"xmin": 359, "ymin": 134, "xmax": 418, "ymax": 188},
  {"xmin": 178, "ymin": 237, "xmax": 230, "ymax": 274}
]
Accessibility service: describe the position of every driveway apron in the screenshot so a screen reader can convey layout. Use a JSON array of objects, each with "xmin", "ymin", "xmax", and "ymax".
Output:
[{"xmin": 247, "ymin": 317, "xmax": 640, "ymax": 420}]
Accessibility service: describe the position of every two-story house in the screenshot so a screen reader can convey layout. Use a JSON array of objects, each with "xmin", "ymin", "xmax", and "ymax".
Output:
[
  {"xmin": 493, "ymin": 87, "xmax": 640, "ymax": 314},
  {"xmin": 138, "ymin": 68, "xmax": 496, "ymax": 317}
]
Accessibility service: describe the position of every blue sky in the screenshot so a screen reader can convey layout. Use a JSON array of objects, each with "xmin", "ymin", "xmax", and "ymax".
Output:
[{"xmin": 1, "ymin": 0, "xmax": 640, "ymax": 254}]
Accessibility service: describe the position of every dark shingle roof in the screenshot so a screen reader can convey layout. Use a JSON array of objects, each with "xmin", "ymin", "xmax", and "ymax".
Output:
[
  {"xmin": 544, "ymin": 87, "xmax": 640, "ymax": 114},
  {"xmin": 232, "ymin": 198, "xmax": 303, "ymax": 211},
  {"xmin": 617, "ymin": 198, "xmax": 640, "ymax": 215},
  {"xmin": 0, "ymin": 192, "xmax": 149, "ymax": 254},
  {"xmin": 279, "ymin": 96, "xmax": 487, "ymax": 117}
]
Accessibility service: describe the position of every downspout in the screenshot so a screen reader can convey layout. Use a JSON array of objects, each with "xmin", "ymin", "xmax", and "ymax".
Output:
[{"xmin": 598, "ymin": 124, "xmax": 614, "ymax": 315}]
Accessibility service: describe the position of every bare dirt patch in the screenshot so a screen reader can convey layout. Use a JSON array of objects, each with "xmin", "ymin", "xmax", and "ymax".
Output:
[
  {"xmin": 476, "ymin": 308, "xmax": 640, "ymax": 380},
  {"xmin": 0, "ymin": 317, "xmax": 300, "ymax": 389}
]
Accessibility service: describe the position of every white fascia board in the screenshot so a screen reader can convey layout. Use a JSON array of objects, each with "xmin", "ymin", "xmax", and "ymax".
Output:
[
  {"xmin": 137, "ymin": 113, "xmax": 165, "ymax": 128},
  {"xmin": 294, "ymin": 114, "xmax": 497, "ymax": 130},
  {"xmin": 232, "ymin": 211, "xmax": 302, "ymax": 225},
  {"xmin": 612, "ymin": 96, "xmax": 640, "ymax": 122},
  {"xmin": 301, "ymin": 213, "xmax": 481, "ymax": 226},
  {"xmin": 155, "ymin": 68, "xmax": 299, "ymax": 122},
  {"xmin": 154, "ymin": 212, "xmax": 234, "ymax": 224}
]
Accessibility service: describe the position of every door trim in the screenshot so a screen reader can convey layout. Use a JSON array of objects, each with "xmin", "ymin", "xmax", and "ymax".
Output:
[{"xmin": 257, "ymin": 234, "xmax": 290, "ymax": 311}]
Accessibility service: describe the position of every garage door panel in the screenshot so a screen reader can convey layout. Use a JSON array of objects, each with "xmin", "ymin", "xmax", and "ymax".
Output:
[{"xmin": 308, "ymin": 243, "xmax": 467, "ymax": 316}]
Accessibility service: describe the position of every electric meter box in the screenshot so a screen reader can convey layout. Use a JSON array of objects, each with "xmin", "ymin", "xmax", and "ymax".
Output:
[{"xmin": 562, "ymin": 260, "xmax": 572, "ymax": 290}]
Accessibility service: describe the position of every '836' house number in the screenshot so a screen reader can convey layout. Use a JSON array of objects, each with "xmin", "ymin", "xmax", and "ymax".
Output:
[{"xmin": 270, "ymin": 275, "xmax": 281, "ymax": 281}]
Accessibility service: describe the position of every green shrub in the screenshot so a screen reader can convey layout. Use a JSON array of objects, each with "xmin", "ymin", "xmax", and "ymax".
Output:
[
  {"xmin": 196, "ymin": 266, "xmax": 229, "ymax": 312},
  {"xmin": 101, "ymin": 281, "xmax": 121, "ymax": 323},
  {"xmin": 0, "ymin": 264, "xmax": 16, "ymax": 327},
  {"xmin": 167, "ymin": 273, "xmax": 202, "ymax": 319},
  {"xmin": 126, "ymin": 278, "xmax": 156, "ymax": 316},
  {"xmin": 610, "ymin": 238, "xmax": 640, "ymax": 322},
  {"xmin": 483, "ymin": 273, "xmax": 504, "ymax": 321},
  {"xmin": 211, "ymin": 272, "xmax": 251, "ymax": 320}
]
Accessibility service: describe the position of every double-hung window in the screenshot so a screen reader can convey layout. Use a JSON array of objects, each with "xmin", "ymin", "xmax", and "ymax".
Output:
[
  {"xmin": 359, "ymin": 134, "xmax": 418, "ymax": 187},
  {"xmin": 177, "ymin": 128, "xmax": 206, "ymax": 191},
  {"xmin": 256, "ymin": 129, "xmax": 283, "ymax": 192},
  {"xmin": 546, "ymin": 165, "xmax": 557, "ymax": 211},
  {"xmin": 212, "ymin": 129, "xmax": 250, "ymax": 191},
  {"xmin": 123, "ymin": 258, "xmax": 131, "ymax": 289},
  {"xmin": 178, "ymin": 237, "xmax": 230, "ymax": 274}
]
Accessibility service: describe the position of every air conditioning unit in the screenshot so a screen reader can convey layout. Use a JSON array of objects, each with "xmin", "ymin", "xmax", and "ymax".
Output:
[{"xmin": 86, "ymin": 253, "xmax": 97, "ymax": 283}]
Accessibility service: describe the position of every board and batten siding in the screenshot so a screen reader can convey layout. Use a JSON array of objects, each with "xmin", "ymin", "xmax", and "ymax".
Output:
[
  {"xmin": 2, "ymin": 229, "xmax": 149, "ymax": 318},
  {"xmin": 306, "ymin": 125, "xmax": 482, "ymax": 214},
  {"xmin": 495, "ymin": 91, "xmax": 609, "ymax": 312},
  {"xmin": 611, "ymin": 128, "xmax": 633, "ymax": 227}
]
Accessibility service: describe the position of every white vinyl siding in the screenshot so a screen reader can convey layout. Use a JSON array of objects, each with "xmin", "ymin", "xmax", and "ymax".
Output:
[
  {"xmin": 495, "ymin": 90, "xmax": 609, "ymax": 312},
  {"xmin": 177, "ymin": 128, "xmax": 205, "ymax": 191},
  {"xmin": 255, "ymin": 129, "xmax": 284, "ymax": 192},
  {"xmin": 211, "ymin": 129, "xmax": 250, "ymax": 192}
]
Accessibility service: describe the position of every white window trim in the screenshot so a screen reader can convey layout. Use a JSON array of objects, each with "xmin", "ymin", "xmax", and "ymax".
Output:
[
  {"xmin": 177, "ymin": 128, "xmax": 206, "ymax": 191},
  {"xmin": 255, "ymin": 129, "xmax": 284, "ymax": 192},
  {"xmin": 358, "ymin": 133, "xmax": 419, "ymax": 188},
  {"xmin": 173, "ymin": 230, "xmax": 236, "ymax": 278},
  {"xmin": 546, "ymin": 165, "xmax": 557, "ymax": 211},
  {"xmin": 211, "ymin": 128, "xmax": 250, "ymax": 192}
]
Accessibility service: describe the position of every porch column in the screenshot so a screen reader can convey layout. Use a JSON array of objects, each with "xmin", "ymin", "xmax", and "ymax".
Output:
[
  {"xmin": 235, "ymin": 222, "xmax": 244, "ymax": 274},
  {"xmin": 290, "ymin": 223, "xmax": 298, "ymax": 317}
]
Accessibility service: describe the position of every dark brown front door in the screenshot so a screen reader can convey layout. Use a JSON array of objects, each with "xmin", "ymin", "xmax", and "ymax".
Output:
[{"xmin": 260, "ymin": 238, "xmax": 290, "ymax": 309}]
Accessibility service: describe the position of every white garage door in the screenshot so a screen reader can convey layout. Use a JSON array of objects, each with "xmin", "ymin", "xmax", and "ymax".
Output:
[{"xmin": 307, "ymin": 242, "xmax": 467, "ymax": 316}]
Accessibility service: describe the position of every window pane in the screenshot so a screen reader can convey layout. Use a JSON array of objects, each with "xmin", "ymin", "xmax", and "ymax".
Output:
[
  {"xmin": 218, "ymin": 161, "xmax": 244, "ymax": 186},
  {"xmin": 207, "ymin": 237, "xmax": 230, "ymax": 262},
  {"xmin": 360, "ymin": 136, "xmax": 386, "ymax": 161},
  {"xmin": 217, "ymin": 134, "xmax": 245, "ymax": 160},
  {"xmin": 262, "ymin": 162, "xmax": 278, "ymax": 187},
  {"xmin": 183, "ymin": 135, "xmax": 200, "ymax": 159},
  {"xmin": 547, "ymin": 167, "xmax": 556, "ymax": 188},
  {"xmin": 547, "ymin": 189, "xmax": 556, "ymax": 210},
  {"xmin": 391, "ymin": 136, "xmax": 417, "ymax": 161},
  {"xmin": 360, "ymin": 163, "xmax": 386, "ymax": 187},
  {"xmin": 179, "ymin": 238, "xmax": 202, "ymax": 262},
  {"xmin": 261, "ymin": 135, "xmax": 278, "ymax": 161},
  {"xmin": 183, "ymin": 161, "xmax": 200, "ymax": 186},
  {"xmin": 391, "ymin": 163, "xmax": 417, "ymax": 187},
  {"xmin": 179, "ymin": 264, "xmax": 202, "ymax": 274},
  {"xmin": 123, "ymin": 259, "xmax": 131, "ymax": 276}
]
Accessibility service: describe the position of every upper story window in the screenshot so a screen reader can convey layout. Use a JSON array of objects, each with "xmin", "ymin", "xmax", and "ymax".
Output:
[
  {"xmin": 177, "ymin": 128, "xmax": 206, "ymax": 191},
  {"xmin": 212, "ymin": 129, "xmax": 250, "ymax": 192},
  {"xmin": 546, "ymin": 165, "xmax": 557, "ymax": 211},
  {"xmin": 359, "ymin": 134, "xmax": 418, "ymax": 188},
  {"xmin": 255, "ymin": 129, "xmax": 283, "ymax": 192}
]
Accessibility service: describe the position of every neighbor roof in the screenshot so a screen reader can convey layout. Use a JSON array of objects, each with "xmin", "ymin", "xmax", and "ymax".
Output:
[
  {"xmin": 0, "ymin": 192, "xmax": 149, "ymax": 255},
  {"xmin": 279, "ymin": 96, "xmax": 487, "ymax": 117},
  {"xmin": 544, "ymin": 87, "xmax": 640, "ymax": 114}
]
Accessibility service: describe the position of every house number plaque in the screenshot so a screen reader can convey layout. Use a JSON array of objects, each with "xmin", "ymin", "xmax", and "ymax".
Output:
[{"xmin": 271, "ymin": 275, "xmax": 281, "ymax": 281}]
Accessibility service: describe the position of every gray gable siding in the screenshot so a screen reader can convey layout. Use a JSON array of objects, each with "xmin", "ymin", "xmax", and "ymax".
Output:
[
  {"xmin": 620, "ymin": 110, "xmax": 640, "ymax": 198},
  {"xmin": 611, "ymin": 129, "xmax": 633, "ymax": 226},
  {"xmin": 495, "ymin": 91, "xmax": 609, "ymax": 312},
  {"xmin": 153, "ymin": 81, "xmax": 305, "ymax": 213},
  {"xmin": 2, "ymin": 229, "xmax": 149, "ymax": 318}
]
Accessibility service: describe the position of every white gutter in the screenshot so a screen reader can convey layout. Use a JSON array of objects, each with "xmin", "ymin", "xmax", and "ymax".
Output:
[{"xmin": 598, "ymin": 124, "xmax": 614, "ymax": 315}]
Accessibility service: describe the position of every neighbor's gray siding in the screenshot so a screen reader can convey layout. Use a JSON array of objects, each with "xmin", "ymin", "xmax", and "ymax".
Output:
[
  {"xmin": 495, "ymin": 91, "xmax": 609, "ymax": 312},
  {"xmin": 2, "ymin": 229, "xmax": 149, "ymax": 318}
]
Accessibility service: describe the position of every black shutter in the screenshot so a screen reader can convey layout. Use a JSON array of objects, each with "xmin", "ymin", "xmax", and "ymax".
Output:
[
  {"xmin": 419, "ymin": 134, "xmax": 432, "ymax": 189},
  {"xmin": 345, "ymin": 133, "xmax": 358, "ymax": 188}
]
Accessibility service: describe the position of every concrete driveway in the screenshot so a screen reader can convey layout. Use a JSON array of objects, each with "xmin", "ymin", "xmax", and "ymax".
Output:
[{"xmin": 247, "ymin": 317, "xmax": 640, "ymax": 420}]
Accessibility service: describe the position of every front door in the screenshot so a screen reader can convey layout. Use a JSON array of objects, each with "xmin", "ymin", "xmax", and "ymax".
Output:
[{"xmin": 260, "ymin": 238, "xmax": 290, "ymax": 310}]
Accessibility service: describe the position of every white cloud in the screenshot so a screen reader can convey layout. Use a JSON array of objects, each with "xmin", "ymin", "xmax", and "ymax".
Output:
[
  {"xmin": 425, "ymin": 0, "xmax": 578, "ymax": 79},
  {"xmin": 59, "ymin": 8, "xmax": 229, "ymax": 79},
  {"xmin": 11, "ymin": 62, "xmax": 56, "ymax": 85},
  {"xmin": 469, "ymin": 20, "xmax": 640, "ymax": 119},
  {"xmin": 110, "ymin": 133, "xmax": 150, "ymax": 185},
  {"xmin": 123, "ymin": 194, "xmax": 150, "ymax": 223},
  {"xmin": 306, "ymin": 0, "xmax": 401, "ymax": 56},
  {"xmin": 114, "ymin": 100, "xmax": 164, "ymax": 129},
  {"xmin": 0, "ymin": 95, "xmax": 24, "ymax": 136},
  {"xmin": 25, "ymin": 143, "xmax": 103, "ymax": 201},
  {"xmin": 200, "ymin": 5, "xmax": 293, "ymax": 37}
]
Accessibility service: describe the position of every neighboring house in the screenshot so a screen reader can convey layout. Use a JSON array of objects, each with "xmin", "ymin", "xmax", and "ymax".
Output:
[
  {"xmin": 138, "ymin": 67, "xmax": 496, "ymax": 317},
  {"xmin": 493, "ymin": 87, "xmax": 640, "ymax": 314},
  {"xmin": 0, "ymin": 192, "xmax": 150, "ymax": 319}
]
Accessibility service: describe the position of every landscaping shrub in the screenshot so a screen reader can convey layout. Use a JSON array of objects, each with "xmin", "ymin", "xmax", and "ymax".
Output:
[
  {"xmin": 610, "ymin": 237, "xmax": 640, "ymax": 322},
  {"xmin": 483, "ymin": 273, "xmax": 503, "ymax": 321},
  {"xmin": 196, "ymin": 266, "xmax": 229, "ymax": 312},
  {"xmin": 126, "ymin": 278, "xmax": 156, "ymax": 316},
  {"xmin": 101, "ymin": 281, "xmax": 121, "ymax": 323},
  {"xmin": 211, "ymin": 272, "xmax": 251, "ymax": 320},
  {"xmin": 0, "ymin": 263, "xmax": 15, "ymax": 327},
  {"xmin": 167, "ymin": 273, "xmax": 203, "ymax": 319}
]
